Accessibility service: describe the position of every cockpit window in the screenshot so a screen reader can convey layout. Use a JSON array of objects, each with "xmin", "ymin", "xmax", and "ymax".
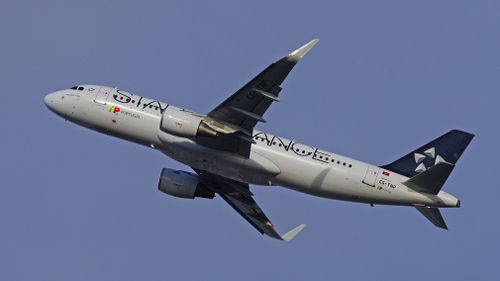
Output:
[
  {"xmin": 78, "ymin": 86, "xmax": 84, "ymax": 91},
  {"xmin": 70, "ymin": 86, "xmax": 78, "ymax": 90}
]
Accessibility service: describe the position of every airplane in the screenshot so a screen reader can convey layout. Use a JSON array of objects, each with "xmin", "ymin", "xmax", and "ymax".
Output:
[{"xmin": 44, "ymin": 39, "xmax": 474, "ymax": 241}]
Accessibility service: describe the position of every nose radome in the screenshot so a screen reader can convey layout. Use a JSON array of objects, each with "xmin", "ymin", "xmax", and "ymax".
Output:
[
  {"xmin": 44, "ymin": 92, "xmax": 56, "ymax": 110},
  {"xmin": 44, "ymin": 94, "xmax": 51, "ymax": 106},
  {"xmin": 44, "ymin": 91, "xmax": 62, "ymax": 112}
]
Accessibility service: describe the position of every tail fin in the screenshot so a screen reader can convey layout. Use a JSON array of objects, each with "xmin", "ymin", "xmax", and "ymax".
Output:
[
  {"xmin": 416, "ymin": 207, "xmax": 448, "ymax": 229},
  {"xmin": 381, "ymin": 130, "xmax": 474, "ymax": 178}
]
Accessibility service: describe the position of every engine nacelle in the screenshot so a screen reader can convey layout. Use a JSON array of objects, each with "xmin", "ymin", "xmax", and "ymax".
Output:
[
  {"xmin": 160, "ymin": 107, "xmax": 217, "ymax": 138},
  {"xmin": 158, "ymin": 168, "xmax": 214, "ymax": 199}
]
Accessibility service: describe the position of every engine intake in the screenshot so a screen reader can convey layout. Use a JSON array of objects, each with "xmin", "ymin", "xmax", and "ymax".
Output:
[
  {"xmin": 158, "ymin": 168, "xmax": 214, "ymax": 199},
  {"xmin": 160, "ymin": 107, "xmax": 217, "ymax": 138}
]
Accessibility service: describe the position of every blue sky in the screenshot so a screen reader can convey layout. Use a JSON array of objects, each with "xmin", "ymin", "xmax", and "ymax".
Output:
[{"xmin": 1, "ymin": 1, "xmax": 499, "ymax": 280}]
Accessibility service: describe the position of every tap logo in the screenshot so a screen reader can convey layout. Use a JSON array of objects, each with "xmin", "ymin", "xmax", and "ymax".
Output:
[{"xmin": 108, "ymin": 105, "xmax": 121, "ymax": 113}]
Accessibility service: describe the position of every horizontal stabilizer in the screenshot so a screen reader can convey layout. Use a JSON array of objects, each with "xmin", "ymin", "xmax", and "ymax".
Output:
[
  {"xmin": 281, "ymin": 224, "xmax": 307, "ymax": 242},
  {"xmin": 416, "ymin": 207, "xmax": 448, "ymax": 229},
  {"xmin": 403, "ymin": 162, "xmax": 454, "ymax": 194}
]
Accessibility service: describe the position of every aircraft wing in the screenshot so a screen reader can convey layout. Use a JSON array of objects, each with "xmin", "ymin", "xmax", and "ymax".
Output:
[
  {"xmin": 196, "ymin": 39, "xmax": 318, "ymax": 157},
  {"xmin": 193, "ymin": 169, "xmax": 305, "ymax": 241}
]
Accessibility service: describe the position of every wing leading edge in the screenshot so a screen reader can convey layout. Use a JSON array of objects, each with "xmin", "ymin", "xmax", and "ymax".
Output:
[{"xmin": 193, "ymin": 169, "xmax": 306, "ymax": 241}]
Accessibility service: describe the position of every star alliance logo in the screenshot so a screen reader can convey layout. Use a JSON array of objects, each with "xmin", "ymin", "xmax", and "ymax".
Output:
[{"xmin": 414, "ymin": 147, "xmax": 446, "ymax": 173}]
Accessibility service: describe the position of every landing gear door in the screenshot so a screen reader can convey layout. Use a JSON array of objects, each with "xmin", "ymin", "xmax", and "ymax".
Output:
[
  {"xmin": 362, "ymin": 166, "xmax": 379, "ymax": 187},
  {"xmin": 94, "ymin": 87, "xmax": 109, "ymax": 104}
]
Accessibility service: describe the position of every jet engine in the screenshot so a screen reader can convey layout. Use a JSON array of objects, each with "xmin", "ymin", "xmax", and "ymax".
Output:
[
  {"xmin": 160, "ymin": 107, "xmax": 218, "ymax": 138},
  {"xmin": 158, "ymin": 168, "xmax": 214, "ymax": 199}
]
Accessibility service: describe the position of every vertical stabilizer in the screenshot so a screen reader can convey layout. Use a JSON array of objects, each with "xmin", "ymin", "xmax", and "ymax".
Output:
[{"xmin": 381, "ymin": 130, "xmax": 474, "ymax": 178}]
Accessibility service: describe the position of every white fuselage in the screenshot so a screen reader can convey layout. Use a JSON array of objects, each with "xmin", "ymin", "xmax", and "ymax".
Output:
[{"xmin": 44, "ymin": 85, "xmax": 459, "ymax": 208}]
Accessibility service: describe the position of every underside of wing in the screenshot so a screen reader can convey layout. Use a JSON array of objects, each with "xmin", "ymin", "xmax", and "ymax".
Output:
[
  {"xmin": 208, "ymin": 39, "xmax": 319, "ymax": 131},
  {"xmin": 196, "ymin": 39, "xmax": 319, "ymax": 157},
  {"xmin": 193, "ymin": 168, "xmax": 305, "ymax": 241}
]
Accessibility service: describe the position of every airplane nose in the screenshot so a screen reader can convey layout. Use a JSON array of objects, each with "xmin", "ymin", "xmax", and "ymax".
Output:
[
  {"xmin": 44, "ymin": 92, "xmax": 58, "ymax": 111},
  {"xmin": 44, "ymin": 94, "xmax": 51, "ymax": 107}
]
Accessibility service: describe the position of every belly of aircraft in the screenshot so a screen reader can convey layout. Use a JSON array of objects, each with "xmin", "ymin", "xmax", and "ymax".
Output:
[{"xmin": 159, "ymin": 134, "xmax": 281, "ymax": 185}]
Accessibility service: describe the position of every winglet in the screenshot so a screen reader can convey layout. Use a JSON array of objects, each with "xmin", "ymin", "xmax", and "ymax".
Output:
[
  {"xmin": 288, "ymin": 39, "xmax": 319, "ymax": 62},
  {"xmin": 281, "ymin": 224, "xmax": 306, "ymax": 241}
]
